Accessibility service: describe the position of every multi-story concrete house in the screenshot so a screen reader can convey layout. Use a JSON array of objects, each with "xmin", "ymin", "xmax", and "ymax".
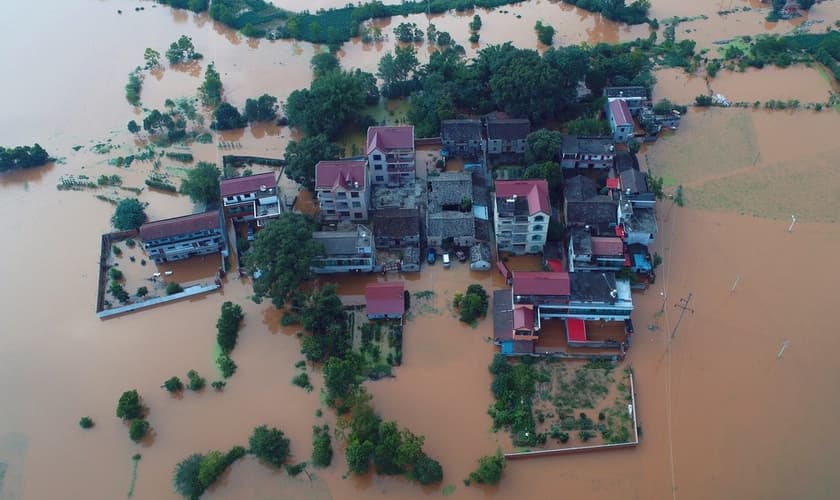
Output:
[
  {"xmin": 607, "ymin": 99, "xmax": 635, "ymax": 143},
  {"xmin": 315, "ymin": 160, "xmax": 369, "ymax": 223},
  {"xmin": 426, "ymin": 172, "xmax": 475, "ymax": 248},
  {"xmin": 441, "ymin": 119, "xmax": 484, "ymax": 159},
  {"xmin": 567, "ymin": 227, "xmax": 625, "ymax": 272},
  {"xmin": 140, "ymin": 210, "xmax": 225, "ymax": 264},
  {"xmin": 486, "ymin": 118, "xmax": 530, "ymax": 156},
  {"xmin": 513, "ymin": 271, "xmax": 633, "ymax": 321},
  {"xmin": 604, "ymin": 86, "xmax": 649, "ymax": 116},
  {"xmin": 311, "ymin": 224, "xmax": 375, "ymax": 273},
  {"xmin": 220, "ymin": 172, "xmax": 282, "ymax": 227},
  {"xmin": 493, "ymin": 179, "xmax": 551, "ymax": 255},
  {"xmin": 559, "ymin": 136, "xmax": 615, "ymax": 169},
  {"xmin": 366, "ymin": 125, "xmax": 415, "ymax": 186}
]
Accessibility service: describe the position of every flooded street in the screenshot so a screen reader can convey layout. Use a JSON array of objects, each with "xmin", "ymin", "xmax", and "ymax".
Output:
[{"xmin": 1, "ymin": 1, "xmax": 840, "ymax": 499}]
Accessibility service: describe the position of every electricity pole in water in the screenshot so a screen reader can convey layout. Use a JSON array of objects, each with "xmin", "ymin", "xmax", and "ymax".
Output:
[{"xmin": 670, "ymin": 293, "xmax": 694, "ymax": 339}]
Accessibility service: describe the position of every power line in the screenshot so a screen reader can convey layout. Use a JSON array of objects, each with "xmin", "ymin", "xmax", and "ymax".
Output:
[{"xmin": 670, "ymin": 292, "xmax": 694, "ymax": 339}]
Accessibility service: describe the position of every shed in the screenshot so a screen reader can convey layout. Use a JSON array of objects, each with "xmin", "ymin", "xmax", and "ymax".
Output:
[
  {"xmin": 365, "ymin": 282, "xmax": 405, "ymax": 319},
  {"xmin": 469, "ymin": 243, "xmax": 492, "ymax": 271}
]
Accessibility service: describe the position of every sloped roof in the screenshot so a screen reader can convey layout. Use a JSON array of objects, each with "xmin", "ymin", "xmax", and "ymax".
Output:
[
  {"xmin": 427, "ymin": 212, "xmax": 474, "ymax": 239},
  {"xmin": 366, "ymin": 282, "xmax": 405, "ymax": 316},
  {"xmin": 372, "ymin": 209, "xmax": 420, "ymax": 238},
  {"xmin": 564, "ymin": 175, "xmax": 599, "ymax": 202},
  {"xmin": 139, "ymin": 210, "xmax": 220, "ymax": 241},
  {"xmin": 614, "ymin": 151, "xmax": 640, "ymax": 173},
  {"xmin": 620, "ymin": 169, "xmax": 648, "ymax": 194},
  {"xmin": 513, "ymin": 305, "xmax": 535, "ymax": 330},
  {"xmin": 220, "ymin": 172, "xmax": 277, "ymax": 197},
  {"xmin": 512, "ymin": 271, "xmax": 571, "ymax": 297},
  {"xmin": 441, "ymin": 119, "xmax": 483, "ymax": 142},
  {"xmin": 566, "ymin": 198, "xmax": 618, "ymax": 226},
  {"xmin": 487, "ymin": 119, "xmax": 530, "ymax": 141},
  {"xmin": 561, "ymin": 135, "xmax": 614, "ymax": 155},
  {"xmin": 570, "ymin": 227, "xmax": 593, "ymax": 255},
  {"xmin": 570, "ymin": 272, "xmax": 616, "ymax": 303},
  {"xmin": 428, "ymin": 172, "xmax": 473, "ymax": 208},
  {"xmin": 590, "ymin": 237, "xmax": 624, "ymax": 257},
  {"xmin": 604, "ymin": 86, "xmax": 648, "ymax": 99},
  {"xmin": 609, "ymin": 100, "xmax": 633, "ymax": 127},
  {"xmin": 366, "ymin": 126, "xmax": 414, "ymax": 155},
  {"xmin": 315, "ymin": 160, "xmax": 367, "ymax": 190},
  {"xmin": 495, "ymin": 180, "xmax": 550, "ymax": 215}
]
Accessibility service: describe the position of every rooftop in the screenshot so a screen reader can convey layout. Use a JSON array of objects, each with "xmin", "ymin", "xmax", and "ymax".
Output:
[
  {"xmin": 366, "ymin": 126, "xmax": 414, "ymax": 155},
  {"xmin": 604, "ymin": 86, "xmax": 648, "ymax": 99},
  {"xmin": 564, "ymin": 175, "xmax": 600, "ymax": 202},
  {"xmin": 609, "ymin": 99, "xmax": 634, "ymax": 127},
  {"xmin": 220, "ymin": 172, "xmax": 277, "ymax": 197},
  {"xmin": 614, "ymin": 151, "xmax": 640, "ymax": 173},
  {"xmin": 315, "ymin": 160, "xmax": 367, "ymax": 191},
  {"xmin": 513, "ymin": 305, "xmax": 535, "ymax": 330},
  {"xmin": 427, "ymin": 212, "xmax": 475, "ymax": 239},
  {"xmin": 513, "ymin": 271, "xmax": 571, "ymax": 297},
  {"xmin": 441, "ymin": 119, "xmax": 483, "ymax": 142},
  {"xmin": 493, "ymin": 289, "xmax": 514, "ymax": 341},
  {"xmin": 570, "ymin": 226, "xmax": 593, "ymax": 256},
  {"xmin": 566, "ymin": 198, "xmax": 618, "ymax": 227},
  {"xmin": 428, "ymin": 172, "xmax": 473, "ymax": 209},
  {"xmin": 570, "ymin": 271, "xmax": 617, "ymax": 303},
  {"xmin": 590, "ymin": 236, "xmax": 624, "ymax": 256},
  {"xmin": 561, "ymin": 135, "xmax": 615, "ymax": 155},
  {"xmin": 620, "ymin": 169, "xmax": 649, "ymax": 194},
  {"xmin": 312, "ymin": 225, "xmax": 372, "ymax": 256},
  {"xmin": 365, "ymin": 282, "xmax": 405, "ymax": 316},
  {"xmin": 487, "ymin": 118, "xmax": 531, "ymax": 141},
  {"xmin": 139, "ymin": 210, "xmax": 220, "ymax": 241},
  {"xmin": 495, "ymin": 180, "xmax": 550, "ymax": 216},
  {"xmin": 372, "ymin": 209, "xmax": 420, "ymax": 238},
  {"xmin": 627, "ymin": 207, "xmax": 657, "ymax": 234}
]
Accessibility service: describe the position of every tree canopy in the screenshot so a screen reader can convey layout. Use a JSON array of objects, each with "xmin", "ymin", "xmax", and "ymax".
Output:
[
  {"xmin": 283, "ymin": 134, "xmax": 342, "ymax": 190},
  {"xmin": 468, "ymin": 450, "xmax": 505, "ymax": 485},
  {"xmin": 524, "ymin": 129, "xmax": 562, "ymax": 165},
  {"xmin": 165, "ymin": 35, "xmax": 203, "ymax": 65},
  {"xmin": 112, "ymin": 199, "xmax": 147, "ymax": 230},
  {"xmin": 0, "ymin": 144, "xmax": 51, "ymax": 172},
  {"xmin": 378, "ymin": 45, "xmax": 420, "ymax": 98},
  {"xmin": 566, "ymin": 116, "xmax": 612, "ymax": 136},
  {"xmin": 310, "ymin": 52, "xmax": 340, "ymax": 79},
  {"xmin": 243, "ymin": 94, "xmax": 278, "ymax": 122},
  {"xmin": 210, "ymin": 102, "xmax": 247, "ymax": 130},
  {"xmin": 198, "ymin": 63, "xmax": 223, "ymax": 108},
  {"xmin": 216, "ymin": 301, "xmax": 244, "ymax": 354},
  {"xmin": 300, "ymin": 284, "xmax": 351, "ymax": 362},
  {"xmin": 245, "ymin": 213, "xmax": 323, "ymax": 308},
  {"xmin": 284, "ymin": 69, "xmax": 377, "ymax": 138},
  {"xmin": 116, "ymin": 389, "xmax": 143, "ymax": 420},
  {"xmin": 179, "ymin": 162, "xmax": 220, "ymax": 206},
  {"xmin": 249, "ymin": 425, "xmax": 290, "ymax": 467}
]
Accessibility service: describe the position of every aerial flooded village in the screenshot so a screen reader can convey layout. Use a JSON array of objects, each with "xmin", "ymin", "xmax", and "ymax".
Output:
[{"xmin": 3, "ymin": 0, "xmax": 840, "ymax": 498}]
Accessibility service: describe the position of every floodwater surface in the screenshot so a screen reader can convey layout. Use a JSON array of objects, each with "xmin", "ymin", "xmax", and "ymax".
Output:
[{"xmin": 1, "ymin": 1, "xmax": 840, "ymax": 499}]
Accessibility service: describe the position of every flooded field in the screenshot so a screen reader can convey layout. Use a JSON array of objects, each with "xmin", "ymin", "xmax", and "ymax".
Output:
[
  {"xmin": 2, "ymin": 1, "xmax": 840, "ymax": 499},
  {"xmin": 710, "ymin": 65, "xmax": 835, "ymax": 103}
]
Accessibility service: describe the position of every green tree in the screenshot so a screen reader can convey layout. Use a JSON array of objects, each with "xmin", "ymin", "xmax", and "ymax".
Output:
[
  {"xmin": 127, "ymin": 120, "xmax": 141, "ymax": 134},
  {"xmin": 283, "ymin": 134, "xmax": 342, "ymax": 190},
  {"xmin": 216, "ymin": 354, "xmax": 237, "ymax": 378},
  {"xmin": 211, "ymin": 102, "xmax": 247, "ymax": 130},
  {"xmin": 323, "ymin": 353, "xmax": 364, "ymax": 403},
  {"xmin": 173, "ymin": 453, "xmax": 204, "ymax": 499},
  {"xmin": 249, "ymin": 425, "xmax": 290, "ymax": 467},
  {"xmin": 129, "ymin": 419, "xmax": 150, "ymax": 442},
  {"xmin": 112, "ymin": 199, "xmax": 146, "ymax": 230},
  {"xmin": 198, "ymin": 63, "xmax": 223, "ymax": 108},
  {"xmin": 566, "ymin": 116, "xmax": 612, "ymax": 136},
  {"xmin": 79, "ymin": 416, "xmax": 94, "ymax": 429},
  {"xmin": 162, "ymin": 376, "xmax": 184, "ymax": 392},
  {"xmin": 524, "ymin": 129, "xmax": 562, "ymax": 165},
  {"xmin": 136, "ymin": 286, "xmax": 148, "ymax": 297},
  {"xmin": 311, "ymin": 425, "xmax": 333, "ymax": 467},
  {"xmin": 187, "ymin": 369, "xmax": 206, "ymax": 390},
  {"xmin": 534, "ymin": 21, "xmax": 555, "ymax": 46},
  {"xmin": 468, "ymin": 450, "xmax": 505, "ymax": 485},
  {"xmin": 310, "ymin": 52, "xmax": 340, "ymax": 79},
  {"xmin": 166, "ymin": 282, "xmax": 184, "ymax": 295},
  {"xmin": 455, "ymin": 284, "xmax": 489, "ymax": 324},
  {"xmin": 395, "ymin": 428, "xmax": 425, "ymax": 470},
  {"xmin": 179, "ymin": 161, "xmax": 220, "ymax": 206},
  {"xmin": 245, "ymin": 213, "xmax": 323, "ymax": 308},
  {"xmin": 481, "ymin": 44, "xmax": 562, "ymax": 122},
  {"xmin": 523, "ymin": 161, "xmax": 562, "ymax": 202},
  {"xmin": 284, "ymin": 70, "xmax": 374, "ymax": 138},
  {"xmin": 373, "ymin": 421, "xmax": 403, "ymax": 474},
  {"xmin": 166, "ymin": 35, "xmax": 202, "ymax": 65},
  {"xmin": 0, "ymin": 144, "xmax": 51, "ymax": 172},
  {"xmin": 243, "ymin": 94, "xmax": 278, "ymax": 122},
  {"xmin": 345, "ymin": 437, "xmax": 375, "ymax": 474},
  {"xmin": 299, "ymin": 284, "xmax": 350, "ymax": 360},
  {"xmin": 412, "ymin": 455, "xmax": 443, "ymax": 485},
  {"xmin": 197, "ymin": 450, "xmax": 226, "ymax": 488},
  {"xmin": 378, "ymin": 45, "xmax": 419, "ymax": 98},
  {"xmin": 143, "ymin": 48, "xmax": 161, "ymax": 70},
  {"xmin": 216, "ymin": 301, "xmax": 244, "ymax": 354},
  {"xmin": 646, "ymin": 173, "xmax": 664, "ymax": 200}
]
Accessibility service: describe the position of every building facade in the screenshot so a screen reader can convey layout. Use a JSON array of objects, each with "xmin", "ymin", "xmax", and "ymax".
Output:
[
  {"xmin": 220, "ymin": 172, "xmax": 282, "ymax": 227},
  {"xmin": 559, "ymin": 136, "xmax": 615, "ymax": 169},
  {"xmin": 140, "ymin": 210, "xmax": 225, "ymax": 264},
  {"xmin": 607, "ymin": 99, "xmax": 635, "ymax": 143},
  {"xmin": 366, "ymin": 126, "xmax": 415, "ymax": 186},
  {"xmin": 311, "ymin": 224, "xmax": 375, "ymax": 273},
  {"xmin": 441, "ymin": 119, "xmax": 484, "ymax": 159},
  {"xmin": 493, "ymin": 180, "xmax": 551, "ymax": 255},
  {"xmin": 486, "ymin": 118, "xmax": 530, "ymax": 156},
  {"xmin": 315, "ymin": 160, "xmax": 370, "ymax": 223}
]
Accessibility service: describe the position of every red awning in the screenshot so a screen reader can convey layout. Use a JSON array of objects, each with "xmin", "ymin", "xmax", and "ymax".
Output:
[
  {"xmin": 614, "ymin": 225, "xmax": 626, "ymax": 239},
  {"xmin": 547, "ymin": 259, "xmax": 564, "ymax": 272},
  {"xmin": 606, "ymin": 178, "xmax": 620, "ymax": 189},
  {"xmin": 566, "ymin": 319, "xmax": 587, "ymax": 342}
]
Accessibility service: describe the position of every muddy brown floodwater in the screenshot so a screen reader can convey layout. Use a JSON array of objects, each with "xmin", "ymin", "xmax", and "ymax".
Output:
[{"xmin": 1, "ymin": 1, "xmax": 840, "ymax": 499}]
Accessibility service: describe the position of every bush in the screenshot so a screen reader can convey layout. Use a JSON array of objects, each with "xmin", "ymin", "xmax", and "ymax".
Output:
[
  {"xmin": 216, "ymin": 301, "xmax": 244, "ymax": 354},
  {"xmin": 454, "ymin": 284, "xmax": 489, "ymax": 324},
  {"xmin": 136, "ymin": 286, "xmax": 148, "ymax": 297},
  {"xmin": 112, "ymin": 198, "xmax": 147, "ymax": 230},
  {"xmin": 130, "ymin": 419, "xmax": 150, "ymax": 442},
  {"xmin": 162, "ymin": 376, "xmax": 184, "ymax": 392},
  {"xmin": 534, "ymin": 20, "xmax": 555, "ymax": 45},
  {"xmin": 166, "ymin": 282, "xmax": 183, "ymax": 295},
  {"xmin": 109, "ymin": 267, "xmax": 124, "ymax": 281},
  {"xmin": 292, "ymin": 372, "xmax": 312, "ymax": 391},
  {"xmin": 211, "ymin": 380, "xmax": 227, "ymax": 391},
  {"xmin": 217, "ymin": 354, "xmax": 237, "ymax": 378},
  {"xmin": 468, "ymin": 450, "xmax": 505, "ymax": 485},
  {"xmin": 79, "ymin": 416, "xmax": 94, "ymax": 429},
  {"xmin": 116, "ymin": 390, "xmax": 143, "ymax": 420},
  {"xmin": 187, "ymin": 369, "xmax": 206, "ymax": 391},
  {"xmin": 249, "ymin": 425, "xmax": 291, "ymax": 467},
  {"xmin": 578, "ymin": 430, "xmax": 594, "ymax": 442},
  {"xmin": 311, "ymin": 425, "xmax": 333, "ymax": 467},
  {"xmin": 412, "ymin": 455, "xmax": 443, "ymax": 485},
  {"xmin": 173, "ymin": 454, "xmax": 204, "ymax": 498},
  {"xmin": 695, "ymin": 94, "xmax": 713, "ymax": 107},
  {"xmin": 112, "ymin": 245, "xmax": 122, "ymax": 256}
]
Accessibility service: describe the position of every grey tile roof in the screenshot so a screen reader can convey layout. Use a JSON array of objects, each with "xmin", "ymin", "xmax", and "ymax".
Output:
[
  {"xmin": 570, "ymin": 226, "xmax": 593, "ymax": 255},
  {"xmin": 372, "ymin": 209, "xmax": 420, "ymax": 238},
  {"xmin": 570, "ymin": 271, "xmax": 617, "ymax": 303},
  {"xmin": 614, "ymin": 151, "xmax": 640, "ymax": 173},
  {"xmin": 620, "ymin": 170, "xmax": 648, "ymax": 194},
  {"xmin": 427, "ymin": 212, "xmax": 475, "ymax": 239},
  {"xmin": 564, "ymin": 175, "xmax": 599, "ymax": 202},
  {"xmin": 428, "ymin": 172, "xmax": 473, "ymax": 209},
  {"xmin": 487, "ymin": 119, "xmax": 530, "ymax": 141},
  {"xmin": 561, "ymin": 135, "xmax": 614, "ymax": 155},
  {"xmin": 627, "ymin": 207, "xmax": 657, "ymax": 234},
  {"xmin": 441, "ymin": 119, "xmax": 483, "ymax": 142},
  {"xmin": 566, "ymin": 198, "xmax": 617, "ymax": 226}
]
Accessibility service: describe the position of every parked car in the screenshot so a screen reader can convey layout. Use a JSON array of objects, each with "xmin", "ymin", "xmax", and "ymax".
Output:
[
  {"xmin": 426, "ymin": 248, "xmax": 437, "ymax": 265},
  {"xmin": 442, "ymin": 252, "xmax": 451, "ymax": 267}
]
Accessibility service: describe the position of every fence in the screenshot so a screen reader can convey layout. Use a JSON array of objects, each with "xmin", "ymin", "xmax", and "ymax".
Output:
[
  {"xmin": 415, "ymin": 137, "xmax": 442, "ymax": 147},
  {"xmin": 222, "ymin": 155, "xmax": 285, "ymax": 169},
  {"xmin": 95, "ymin": 230, "xmax": 138, "ymax": 314}
]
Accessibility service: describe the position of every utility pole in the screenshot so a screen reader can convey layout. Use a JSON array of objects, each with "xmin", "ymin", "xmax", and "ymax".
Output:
[
  {"xmin": 787, "ymin": 214, "xmax": 797, "ymax": 233},
  {"xmin": 730, "ymin": 275, "xmax": 741, "ymax": 293},
  {"xmin": 670, "ymin": 293, "xmax": 694, "ymax": 339},
  {"xmin": 777, "ymin": 340, "xmax": 791, "ymax": 359}
]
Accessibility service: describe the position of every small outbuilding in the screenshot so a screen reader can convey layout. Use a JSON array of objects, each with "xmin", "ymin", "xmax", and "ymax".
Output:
[
  {"xmin": 469, "ymin": 243, "xmax": 492, "ymax": 271},
  {"xmin": 365, "ymin": 282, "xmax": 405, "ymax": 319}
]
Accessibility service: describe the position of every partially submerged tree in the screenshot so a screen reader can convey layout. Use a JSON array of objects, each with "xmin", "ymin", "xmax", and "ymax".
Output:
[
  {"xmin": 111, "ymin": 199, "xmax": 146, "ymax": 230},
  {"xmin": 283, "ymin": 134, "xmax": 342, "ymax": 190},
  {"xmin": 210, "ymin": 102, "xmax": 247, "ymax": 130},
  {"xmin": 198, "ymin": 63, "xmax": 223, "ymax": 108},
  {"xmin": 116, "ymin": 390, "xmax": 143, "ymax": 420},
  {"xmin": 243, "ymin": 94, "xmax": 278, "ymax": 122},
  {"xmin": 468, "ymin": 449, "xmax": 505, "ymax": 485},
  {"xmin": 179, "ymin": 161, "xmax": 220, "ymax": 206},
  {"xmin": 249, "ymin": 425, "xmax": 291, "ymax": 467}
]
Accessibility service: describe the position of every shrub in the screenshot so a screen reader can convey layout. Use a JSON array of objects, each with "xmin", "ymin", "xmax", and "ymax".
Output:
[
  {"xmin": 112, "ymin": 245, "xmax": 122, "ymax": 256},
  {"xmin": 112, "ymin": 198, "xmax": 147, "ymax": 230},
  {"xmin": 285, "ymin": 462, "xmax": 307, "ymax": 476},
  {"xmin": 116, "ymin": 390, "xmax": 143, "ymax": 420},
  {"xmin": 468, "ymin": 450, "xmax": 505, "ymax": 485},
  {"xmin": 249, "ymin": 425, "xmax": 291, "ymax": 467},
  {"xmin": 187, "ymin": 369, "xmax": 205, "ymax": 391},
  {"xmin": 455, "ymin": 284, "xmax": 489, "ymax": 324},
  {"xmin": 211, "ymin": 380, "xmax": 226, "ymax": 391},
  {"xmin": 412, "ymin": 455, "xmax": 443, "ymax": 485},
  {"xmin": 695, "ymin": 94, "xmax": 713, "ymax": 106},
  {"xmin": 217, "ymin": 354, "xmax": 237, "ymax": 378},
  {"xmin": 197, "ymin": 450, "xmax": 227, "ymax": 488},
  {"xmin": 166, "ymin": 282, "xmax": 183, "ymax": 295},
  {"xmin": 216, "ymin": 301, "xmax": 244, "ymax": 354},
  {"xmin": 173, "ymin": 454, "xmax": 204, "ymax": 499},
  {"xmin": 109, "ymin": 267, "xmax": 124, "ymax": 281},
  {"xmin": 292, "ymin": 372, "xmax": 312, "ymax": 391},
  {"xmin": 578, "ymin": 430, "xmax": 594, "ymax": 442},
  {"xmin": 79, "ymin": 416, "xmax": 94, "ymax": 429},
  {"xmin": 162, "ymin": 376, "xmax": 184, "ymax": 392},
  {"xmin": 311, "ymin": 425, "xmax": 333, "ymax": 467},
  {"xmin": 136, "ymin": 286, "xmax": 148, "ymax": 297},
  {"xmin": 129, "ymin": 419, "xmax": 150, "ymax": 442}
]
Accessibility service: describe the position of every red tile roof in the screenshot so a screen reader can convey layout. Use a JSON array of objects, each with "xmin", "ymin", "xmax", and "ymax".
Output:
[
  {"xmin": 366, "ymin": 126, "xmax": 414, "ymax": 155},
  {"xmin": 590, "ymin": 237, "xmax": 624, "ymax": 256},
  {"xmin": 606, "ymin": 178, "xmax": 620, "ymax": 189},
  {"xmin": 513, "ymin": 306, "xmax": 535, "ymax": 330},
  {"xmin": 315, "ymin": 160, "xmax": 367, "ymax": 190},
  {"xmin": 495, "ymin": 180, "xmax": 551, "ymax": 215},
  {"xmin": 365, "ymin": 282, "xmax": 405, "ymax": 316},
  {"xmin": 139, "ymin": 211, "xmax": 220, "ymax": 241},
  {"xmin": 220, "ymin": 172, "xmax": 277, "ymax": 197},
  {"xmin": 566, "ymin": 319, "xmax": 587, "ymax": 342},
  {"xmin": 609, "ymin": 99, "xmax": 633, "ymax": 127},
  {"xmin": 512, "ymin": 271, "xmax": 571, "ymax": 297}
]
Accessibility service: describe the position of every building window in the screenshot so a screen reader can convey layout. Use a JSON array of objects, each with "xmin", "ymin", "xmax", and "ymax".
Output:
[
  {"xmin": 531, "ymin": 235, "xmax": 542, "ymax": 241},
  {"xmin": 374, "ymin": 164, "xmax": 383, "ymax": 170},
  {"xmin": 530, "ymin": 246, "xmax": 541, "ymax": 252},
  {"xmin": 337, "ymin": 192, "xmax": 346, "ymax": 199},
  {"xmin": 375, "ymin": 176, "xmax": 384, "ymax": 182},
  {"xmin": 352, "ymin": 201, "xmax": 361, "ymax": 208},
  {"xmin": 340, "ymin": 211, "xmax": 350, "ymax": 217},
  {"xmin": 373, "ymin": 154, "xmax": 382, "ymax": 161},
  {"xmin": 354, "ymin": 212, "xmax": 363, "ymax": 219},
  {"xmin": 533, "ymin": 215, "xmax": 544, "ymax": 222},
  {"xmin": 351, "ymin": 192, "xmax": 360, "ymax": 198},
  {"xmin": 532, "ymin": 225, "xmax": 544, "ymax": 232}
]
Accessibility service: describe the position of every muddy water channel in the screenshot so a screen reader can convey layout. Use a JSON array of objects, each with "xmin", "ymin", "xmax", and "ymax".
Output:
[{"xmin": 1, "ymin": 1, "xmax": 840, "ymax": 499}]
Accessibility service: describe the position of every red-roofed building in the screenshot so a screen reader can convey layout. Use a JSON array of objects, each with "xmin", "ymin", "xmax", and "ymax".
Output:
[
  {"xmin": 494, "ymin": 180, "xmax": 551, "ymax": 255},
  {"xmin": 607, "ymin": 99, "xmax": 634, "ymax": 143},
  {"xmin": 512, "ymin": 271, "xmax": 571, "ymax": 307},
  {"xmin": 365, "ymin": 282, "xmax": 405, "ymax": 319},
  {"xmin": 140, "ymin": 210, "xmax": 225, "ymax": 264},
  {"xmin": 315, "ymin": 160, "xmax": 370, "ymax": 222},
  {"xmin": 366, "ymin": 126, "xmax": 415, "ymax": 186},
  {"xmin": 220, "ymin": 172, "xmax": 282, "ymax": 227}
]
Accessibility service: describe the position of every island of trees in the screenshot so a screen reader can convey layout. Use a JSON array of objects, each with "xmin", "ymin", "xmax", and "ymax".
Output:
[{"xmin": 0, "ymin": 144, "xmax": 52, "ymax": 172}]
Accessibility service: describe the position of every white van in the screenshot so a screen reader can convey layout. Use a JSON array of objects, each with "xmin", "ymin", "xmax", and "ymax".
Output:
[{"xmin": 442, "ymin": 252, "xmax": 451, "ymax": 267}]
